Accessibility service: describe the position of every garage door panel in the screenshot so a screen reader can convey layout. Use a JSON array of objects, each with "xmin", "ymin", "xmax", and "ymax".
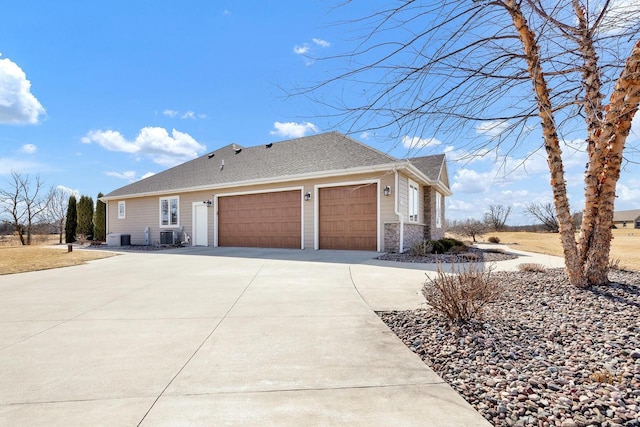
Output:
[
  {"xmin": 319, "ymin": 184, "xmax": 377, "ymax": 251},
  {"xmin": 218, "ymin": 190, "xmax": 301, "ymax": 249}
]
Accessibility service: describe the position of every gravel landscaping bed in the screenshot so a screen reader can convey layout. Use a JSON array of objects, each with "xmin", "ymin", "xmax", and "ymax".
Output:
[
  {"xmin": 379, "ymin": 269, "xmax": 640, "ymax": 426},
  {"xmin": 377, "ymin": 247, "xmax": 518, "ymax": 263}
]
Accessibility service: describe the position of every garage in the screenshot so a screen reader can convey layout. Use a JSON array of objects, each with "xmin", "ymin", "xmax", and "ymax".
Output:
[
  {"xmin": 218, "ymin": 190, "xmax": 302, "ymax": 248},
  {"xmin": 319, "ymin": 184, "xmax": 378, "ymax": 251}
]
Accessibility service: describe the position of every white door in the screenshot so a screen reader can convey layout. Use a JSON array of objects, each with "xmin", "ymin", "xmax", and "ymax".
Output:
[{"xmin": 193, "ymin": 204, "xmax": 208, "ymax": 246}]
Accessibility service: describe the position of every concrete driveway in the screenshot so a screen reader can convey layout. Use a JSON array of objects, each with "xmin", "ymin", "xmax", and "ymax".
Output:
[{"xmin": 0, "ymin": 247, "xmax": 490, "ymax": 426}]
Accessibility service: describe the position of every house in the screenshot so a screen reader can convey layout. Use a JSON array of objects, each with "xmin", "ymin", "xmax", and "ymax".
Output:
[
  {"xmin": 101, "ymin": 131, "xmax": 451, "ymax": 252},
  {"xmin": 613, "ymin": 209, "xmax": 640, "ymax": 229}
]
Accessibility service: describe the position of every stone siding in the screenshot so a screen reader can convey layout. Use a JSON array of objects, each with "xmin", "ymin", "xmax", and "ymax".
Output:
[
  {"xmin": 403, "ymin": 223, "xmax": 426, "ymax": 252},
  {"xmin": 384, "ymin": 222, "xmax": 400, "ymax": 253},
  {"xmin": 423, "ymin": 186, "xmax": 445, "ymax": 240},
  {"xmin": 384, "ymin": 222, "xmax": 427, "ymax": 253}
]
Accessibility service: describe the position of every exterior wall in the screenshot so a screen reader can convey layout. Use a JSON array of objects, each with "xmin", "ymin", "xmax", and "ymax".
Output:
[
  {"xmin": 383, "ymin": 222, "xmax": 427, "ymax": 253},
  {"xmin": 423, "ymin": 186, "xmax": 445, "ymax": 240},
  {"xmin": 403, "ymin": 223, "xmax": 426, "ymax": 251},
  {"xmin": 106, "ymin": 171, "xmax": 397, "ymax": 251}
]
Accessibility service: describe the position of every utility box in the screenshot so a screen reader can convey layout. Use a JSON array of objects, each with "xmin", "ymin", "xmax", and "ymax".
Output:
[
  {"xmin": 160, "ymin": 231, "xmax": 174, "ymax": 245},
  {"xmin": 120, "ymin": 234, "xmax": 131, "ymax": 246},
  {"xmin": 106, "ymin": 233, "xmax": 121, "ymax": 247}
]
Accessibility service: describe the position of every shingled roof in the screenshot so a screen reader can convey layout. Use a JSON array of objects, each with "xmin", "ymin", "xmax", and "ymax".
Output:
[
  {"xmin": 613, "ymin": 209, "xmax": 640, "ymax": 222},
  {"xmin": 104, "ymin": 131, "xmax": 447, "ymax": 198}
]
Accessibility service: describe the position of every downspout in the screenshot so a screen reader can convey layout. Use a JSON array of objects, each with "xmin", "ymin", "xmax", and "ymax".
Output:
[
  {"xmin": 394, "ymin": 169, "xmax": 404, "ymax": 253},
  {"xmin": 104, "ymin": 199, "xmax": 109, "ymax": 235}
]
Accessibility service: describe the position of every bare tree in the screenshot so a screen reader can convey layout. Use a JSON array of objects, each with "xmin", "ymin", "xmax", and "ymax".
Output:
[
  {"xmin": 0, "ymin": 172, "xmax": 49, "ymax": 245},
  {"xmin": 39, "ymin": 187, "xmax": 70, "ymax": 244},
  {"xmin": 300, "ymin": 1, "xmax": 640, "ymax": 287},
  {"xmin": 524, "ymin": 202, "xmax": 559, "ymax": 232},
  {"xmin": 484, "ymin": 205, "xmax": 512, "ymax": 231},
  {"xmin": 449, "ymin": 218, "xmax": 487, "ymax": 243}
]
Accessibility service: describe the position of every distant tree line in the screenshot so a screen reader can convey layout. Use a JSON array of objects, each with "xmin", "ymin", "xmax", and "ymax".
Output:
[
  {"xmin": 0, "ymin": 171, "xmax": 105, "ymax": 245},
  {"xmin": 448, "ymin": 203, "xmax": 583, "ymax": 241}
]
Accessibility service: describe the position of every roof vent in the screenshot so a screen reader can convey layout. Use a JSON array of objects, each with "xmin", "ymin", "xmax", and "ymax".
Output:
[
  {"xmin": 207, "ymin": 153, "xmax": 215, "ymax": 158},
  {"xmin": 266, "ymin": 143, "xmax": 273, "ymax": 148},
  {"xmin": 220, "ymin": 159, "xmax": 224, "ymax": 171},
  {"xmin": 234, "ymin": 148, "xmax": 242, "ymax": 154}
]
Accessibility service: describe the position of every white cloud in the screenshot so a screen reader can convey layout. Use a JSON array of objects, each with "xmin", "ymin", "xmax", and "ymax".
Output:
[
  {"xmin": 360, "ymin": 132, "xmax": 371, "ymax": 140},
  {"xmin": 476, "ymin": 120, "xmax": 509, "ymax": 138},
  {"xmin": 21, "ymin": 143, "xmax": 36, "ymax": 154},
  {"xmin": 293, "ymin": 45, "xmax": 310, "ymax": 55},
  {"xmin": 270, "ymin": 121, "xmax": 318, "ymax": 138},
  {"xmin": 82, "ymin": 129, "xmax": 138, "ymax": 153},
  {"xmin": 56, "ymin": 185, "xmax": 80, "ymax": 198},
  {"xmin": 0, "ymin": 54, "xmax": 45, "ymax": 125},
  {"xmin": 105, "ymin": 170, "xmax": 155, "ymax": 182},
  {"xmin": 402, "ymin": 135, "xmax": 443, "ymax": 150},
  {"xmin": 312, "ymin": 38, "xmax": 330, "ymax": 48},
  {"xmin": 105, "ymin": 170, "xmax": 137, "ymax": 181},
  {"xmin": 616, "ymin": 182, "xmax": 640, "ymax": 202},
  {"xmin": 447, "ymin": 199, "xmax": 476, "ymax": 213},
  {"xmin": 0, "ymin": 158, "xmax": 41, "ymax": 174},
  {"xmin": 163, "ymin": 109, "xmax": 206, "ymax": 120},
  {"xmin": 443, "ymin": 145, "xmax": 491, "ymax": 163},
  {"xmin": 82, "ymin": 127, "xmax": 206, "ymax": 167},
  {"xmin": 451, "ymin": 169, "xmax": 493, "ymax": 193},
  {"xmin": 294, "ymin": 38, "xmax": 330, "ymax": 65}
]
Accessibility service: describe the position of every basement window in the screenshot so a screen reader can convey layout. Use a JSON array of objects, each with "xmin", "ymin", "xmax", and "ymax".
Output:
[{"xmin": 160, "ymin": 196, "xmax": 179, "ymax": 227}]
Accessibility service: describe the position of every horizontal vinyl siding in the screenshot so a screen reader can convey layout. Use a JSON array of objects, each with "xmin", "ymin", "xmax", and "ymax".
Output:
[{"xmin": 107, "ymin": 170, "xmax": 398, "ymax": 250}]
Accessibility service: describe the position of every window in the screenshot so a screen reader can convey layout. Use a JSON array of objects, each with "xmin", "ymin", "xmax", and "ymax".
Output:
[
  {"xmin": 408, "ymin": 180, "xmax": 419, "ymax": 222},
  {"xmin": 160, "ymin": 196, "xmax": 179, "ymax": 227},
  {"xmin": 436, "ymin": 191, "xmax": 442, "ymax": 228},
  {"xmin": 118, "ymin": 201, "xmax": 126, "ymax": 219}
]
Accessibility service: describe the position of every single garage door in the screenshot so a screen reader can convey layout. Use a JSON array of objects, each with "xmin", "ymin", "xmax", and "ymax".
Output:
[
  {"xmin": 218, "ymin": 191, "xmax": 301, "ymax": 248},
  {"xmin": 319, "ymin": 184, "xmax": 377, "ymax": 250}
]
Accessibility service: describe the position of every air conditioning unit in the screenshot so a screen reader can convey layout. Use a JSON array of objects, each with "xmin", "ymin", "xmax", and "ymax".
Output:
[
  {"xmin": 106, "ymin": 233, "xmax": 121, "ymax": 247},
  {"xmin": 160, "ymin": 231, "xmax": 174, "ymax": 245}
]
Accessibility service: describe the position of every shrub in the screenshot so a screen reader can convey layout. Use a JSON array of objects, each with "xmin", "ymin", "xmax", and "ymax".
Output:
[
  {"xmin": 608, "ymin": 258, "xmax": 622, "ymax": 271},
  {"xmin": 422, "ymin": 263, "xmax": 500, "ymax": 323},
  {"xmin": 488, "ymin": 236, "xmax": 501, "ymax": 244},
  {"xmin": 440, "ymin": 237, "xmax": 465, "ymax": 251},
  {"xmin": 460, "ymin": 253, "xmax": 480, "ymax": 262},
  {"xmin": 411, "ymin": 240, "xmax": 434, "ymax": 256},
  {"xmin": 431, "ymin": 240, "xmax": 447, "ymax": 254},
  {"xmin": 518, "ymin": 263, "xmax": 546, "ymax": 272}
]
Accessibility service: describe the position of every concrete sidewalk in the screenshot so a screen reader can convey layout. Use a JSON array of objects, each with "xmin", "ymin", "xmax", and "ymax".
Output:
[{"xmin": 0, "ymin": 249, "xmax": 491, "ymax": 426}]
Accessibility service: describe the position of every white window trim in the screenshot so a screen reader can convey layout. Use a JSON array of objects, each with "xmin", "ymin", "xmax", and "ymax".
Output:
[
  {"xmin": 159, "ymin": 195, "xmax": 180, "ymax": 228},
  {"xmin": 436, "ymin": 191, "xmax": 442, "ymax": 228},
  {"xmin": 118, "ymin": 201, "xmax": 126, "ymax": 219},
  {"xmin": 408, "ymin": 179, "xmax": 419, "ymax": 223}
]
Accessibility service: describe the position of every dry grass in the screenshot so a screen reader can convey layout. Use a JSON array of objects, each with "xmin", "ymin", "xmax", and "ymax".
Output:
[
  {"xmin": 451, "ymin": 229, "xmax": 640, "ymax": 271},
  {"xmin": 0, "ymin": 234, "xmax": 61, "ymax": 247},
  {"xmin": 0, "ymin": 236, "xmax": 116, "ymax": 275}
]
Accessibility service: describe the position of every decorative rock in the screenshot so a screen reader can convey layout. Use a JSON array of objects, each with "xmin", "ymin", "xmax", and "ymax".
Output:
[{"xmin": 378, "ymin": 269, "xmax": 640, "ymax": 427}]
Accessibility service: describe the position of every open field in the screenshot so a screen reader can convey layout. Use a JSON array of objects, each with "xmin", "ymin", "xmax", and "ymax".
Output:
[
  {"xmin": 0, "ymin": 246, "xmax": 116, "ymax": 275},
  {"xmin": 0, "ymin": 234, "xmax": 61, "ymax": 247},
  {"xmin": 475, "ymin": 229, "xmax": 640, "ymax": 271}
]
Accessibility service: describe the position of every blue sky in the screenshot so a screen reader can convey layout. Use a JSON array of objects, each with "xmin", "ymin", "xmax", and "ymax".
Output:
[{"xmin": 1, "ymin": 1, "xmax": 639, "ymax": 225}]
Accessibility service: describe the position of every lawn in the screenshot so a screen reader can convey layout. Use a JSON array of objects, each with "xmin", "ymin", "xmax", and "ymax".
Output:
[
  {"xmin": 476, "ymin": 228, "xmax": 640, "ymax": 271},
  {"xmin": 0, "ymin": 238, "xmax": 116, "ymax": 275}
]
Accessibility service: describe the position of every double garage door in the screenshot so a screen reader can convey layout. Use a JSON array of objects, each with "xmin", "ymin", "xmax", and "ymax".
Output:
[{"xmin": 217, "ymin": 184, "xmax": 377, "ymax": 250}]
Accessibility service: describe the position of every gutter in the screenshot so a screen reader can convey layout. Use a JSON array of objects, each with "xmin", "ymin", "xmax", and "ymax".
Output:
[{"xmin": 394, "ymin": 169, "xmax": 404, "ymax": 253}]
